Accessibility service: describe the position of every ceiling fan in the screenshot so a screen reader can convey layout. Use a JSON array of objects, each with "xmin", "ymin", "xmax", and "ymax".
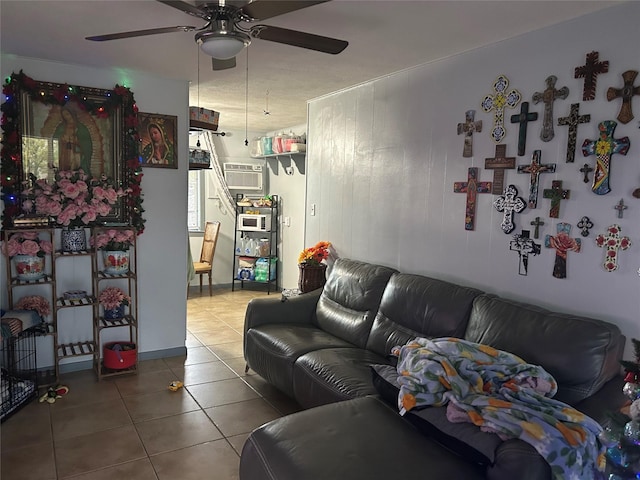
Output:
[{"xmin": 86, "ymin": 0, "xmax": 348, "ymax": 71}]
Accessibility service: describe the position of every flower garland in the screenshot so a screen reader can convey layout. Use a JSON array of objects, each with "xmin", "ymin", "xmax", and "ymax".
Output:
[{"xmin": 1, "ymin": 70, "xmax": 145, "ymax": 233}]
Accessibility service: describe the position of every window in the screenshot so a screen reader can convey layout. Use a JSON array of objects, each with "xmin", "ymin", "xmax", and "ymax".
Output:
[{"xmin": 188, "ymin": 170, "xmax": 204, "ymax": 232}]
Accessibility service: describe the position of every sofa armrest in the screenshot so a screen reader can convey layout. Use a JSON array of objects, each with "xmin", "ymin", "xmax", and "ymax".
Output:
[
  {"xmin": 573, "ymin": 375, "xmax": 627, "ymax": 425},
  {"xmin": 244, "ymin": 289, "xmax": 322, "ymax": 331}
]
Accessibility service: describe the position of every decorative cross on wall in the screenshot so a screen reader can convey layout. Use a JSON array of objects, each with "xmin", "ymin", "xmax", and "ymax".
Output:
[
  {"xmin": 574, "ymin": 51, "xmax": 609, "ymax": 101},
  {"xmin": 484, "ymin": 145, "xmax": 516, "ymax": 195},
  {"xmin": 510, "ymin": 230, "xmax": 541, "ymax": 276},
  {"xmin": 557, "ymin": 103, "xmax": 590, "ymax": 163},
  {"xmin": 510, "ymin": 102, "xmax": 538, "ymax": 156},
  {"xmin": 530, "ymin": 217, "xmax": 545, "ymax": 239},
  {"xmin": 532, "ymin": 75, "xmax": 569, "ymax": 142},
  {"xmin": 493, "ymin": 184, "xmax": 526, "ymax": 234},
  {"xmin": 545, "ymin": 223, "xmax": 581, "ymax": 279},
  {"xmin": 582, "ymin": 120, "xmax": 630, "ymax": 195},
  {"xmin": 481, "ymin": 75, "xmax": 521, "ymax": 143},
  {"xmin": 457, "ymin": 110, "xmax": 482, "ymax": 157},
  {"xmin": 517, "ymin": 150, "xmax": 556, "ymax": 209},
  {"xmin": 606, "ymin": 70, "xmax": 640, "ymax": 124},
  {"xmin": 577, "ymin": 216, "xmax": 594, "ymax": 237},
  {"xmin": 614, "ymin": 198, "xmax": 627, "ymax": 219},
  {"xmin": 596, "ymin": 224, "xmax": 631, "ymax": 272},
  {"xmin": 579, "ymin": 163, "xmax": 594, "ymax": 183},
  {"xmin": 543, "ymin": 180, "xmax": 570, "ymax": 219},
  {"xmin": 453, "ymin": 167, "xmax": 492, "ymax": 231}
]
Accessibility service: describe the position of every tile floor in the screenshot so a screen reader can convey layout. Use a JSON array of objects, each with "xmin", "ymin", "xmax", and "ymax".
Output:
[{"xmin": 1, "ymin": 288, "xmax": 300, "ymax": 480}]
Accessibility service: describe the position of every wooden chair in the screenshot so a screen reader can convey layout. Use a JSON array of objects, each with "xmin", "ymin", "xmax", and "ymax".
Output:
[{"xmin": 193, "ymin": 221, "xmax": 220, "ymax": 295}]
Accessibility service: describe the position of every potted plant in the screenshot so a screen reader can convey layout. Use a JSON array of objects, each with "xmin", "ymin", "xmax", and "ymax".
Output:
[
  {"xmin": 98, "ymin": 286, "xmax": 131, "ymax": 320},
  {"xmin": 15, "ymin": 295, "xmax": 51, "ymax": 321},
  {"xmin": 90, "ymin": 229, "xmax": 135, "ymax": 274},
  {"xmin": 2, "ymin": 231, "xmax": 53, "ymax": 281},
  {"xmin": 297, "ymin": 241, "xmax": 331, "ymax": 293}
]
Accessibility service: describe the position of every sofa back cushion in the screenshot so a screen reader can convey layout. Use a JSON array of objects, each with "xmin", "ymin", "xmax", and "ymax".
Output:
[
  {"xmin": 315, "ymin": 258, "xmax": 398, "ymax": 348},
  {"xmin": 464, "ymin": 295, "xmax": 625, "ymax": 405},
  {"xmin": 366, "ymin": 273, "xmax": 483, "ymax": 357}
]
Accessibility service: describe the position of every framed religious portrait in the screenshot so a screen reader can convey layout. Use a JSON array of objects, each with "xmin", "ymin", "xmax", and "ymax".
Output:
[{"xmin": 138, "ymin": 112, "xmax": 178, "ymax": 169}]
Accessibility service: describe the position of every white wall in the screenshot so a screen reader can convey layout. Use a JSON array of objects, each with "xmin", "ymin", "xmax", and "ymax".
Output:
[
  {"xmin": 307, "ymin": 4, "xmax": 640, "ymax": 358},
  {"xmin": 1, "ymin": 55, "xmax": 190, "ymax": 366}
]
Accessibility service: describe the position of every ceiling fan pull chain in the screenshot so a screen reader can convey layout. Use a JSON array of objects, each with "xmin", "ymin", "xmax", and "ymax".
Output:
[{"xmin": 245, "ymin": 47, "xmax": 249, "ymax": 147}]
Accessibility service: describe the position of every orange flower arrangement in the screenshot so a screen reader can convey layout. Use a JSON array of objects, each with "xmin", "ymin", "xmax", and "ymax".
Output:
[{"xmin": 298, "ymin": 241, "xmax": 331, "ymax": 266}]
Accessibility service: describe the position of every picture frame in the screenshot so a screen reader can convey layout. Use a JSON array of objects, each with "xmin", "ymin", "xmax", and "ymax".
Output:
[{"xmin": 138, "ymin": 112, "xmax": 178, "ymax": 169}]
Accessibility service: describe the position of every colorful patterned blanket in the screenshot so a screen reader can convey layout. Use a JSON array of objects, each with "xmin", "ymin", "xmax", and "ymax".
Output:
[{"xmin": 392, "ymin": 337, "xmax": 605, "ymax": 480}]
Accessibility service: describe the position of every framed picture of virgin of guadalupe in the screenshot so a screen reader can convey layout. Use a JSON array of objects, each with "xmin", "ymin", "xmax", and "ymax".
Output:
[{"xmin": 138, "ymin": 112, "xmax": 178, "ymax": 169}]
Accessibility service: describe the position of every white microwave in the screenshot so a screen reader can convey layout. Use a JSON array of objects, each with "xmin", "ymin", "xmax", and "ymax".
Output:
[{"xmin": 238, "ymin": 214, "xmax": 271, "ymax": 232}]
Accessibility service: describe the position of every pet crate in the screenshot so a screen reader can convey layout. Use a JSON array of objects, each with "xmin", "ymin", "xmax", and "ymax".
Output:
[{"xmin": 1, "ymin": 325, "xmax": 39, "ymax": 422}]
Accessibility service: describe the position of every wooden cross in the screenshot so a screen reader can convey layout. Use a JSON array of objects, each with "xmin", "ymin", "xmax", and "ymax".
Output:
[
  {"xmin": 484, "ymin": 145, "xmax": 516, "ymax": 195},
  {"xmin": 517, "ymin": 150, "xmax": 556, "ymax": 209},
  {"xmin": 545, "ymin": 223, "xmax": 581, "ymax": 279},
  {"xmin": 510, "ymin": 230, "xmax": 540, "ymax": 276},
  {"xmin": 614, "ymin": 198, "xmax": 627, "ymax": 219},
  {"xmin": 582, "ymin": 120, "xmax": 630, "ymax": 195},
  {"xmin": 530, "ymin": 217, "xmax": 545, "ymax": 239},
  {"xmin": 453, "ymin": 167, "xmax": 492, "ymax": 231},
  {"xmin": 557, "ymin": 103, "xmax": 590, "ymax": 163},
  {"xmin": 579, "ymin": 163, "xmax": 593, "ymax": 183},
  {"xmin": 577, "ymin": 216, "xmax": 593, "ymax": 237},
  {"xmin": 457, "ymin": 110, "xmax": 482, "ymax": 157},
  {"xmin": 606, "ymin": 70, "xmax": 640, "ymax": 124},
  {"xmin": 481, "ymin": 75, "xmax": 521, "ymax": 143},
  {"xmin": 510, "ymin": 102, "xmax": 538, "ymax": 156},
  {"xmin": 543, "ymin": 180, "xmax": 570, "ymax": 219},
  {"xmin": 532, "ymin": 75, "xmax": 569, "ymax": 142},
  {"xmin": 574, "ymin": 51, "xmax": 609, "ymax": 101},
  {"xmin": 493, "ymin": 184, "xmax": 526, "ymax": 234},
  {"xmin": 596, "ymin": 224, "xmax": 631, "ymax": 272}
]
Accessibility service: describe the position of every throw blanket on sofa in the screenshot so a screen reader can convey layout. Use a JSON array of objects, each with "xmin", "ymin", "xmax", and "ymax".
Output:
[{"xmin": 392, "ymin": 337, "xmax": 605, "ymax": 480}]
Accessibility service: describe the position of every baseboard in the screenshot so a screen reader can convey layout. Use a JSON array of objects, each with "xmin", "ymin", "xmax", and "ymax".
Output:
[{"xmin": 57, "ymin": 346, "xmax": 188, "ymax": 374}]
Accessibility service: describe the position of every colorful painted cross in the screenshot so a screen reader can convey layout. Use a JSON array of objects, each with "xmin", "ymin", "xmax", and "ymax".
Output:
[
  {"xmin": 532, "ymin": 75, "xmax": 569, "ymax": 142},
  {"xmin": 577, "ymin": 216, "xmax": 593, "ymax": 237},
  {"xmin": 453, "ymin": 167, "xmax": 492, "ymax": 231},
  {"xmin": 493, "ymin": 184, "xmax": 526, "ymax": 234},
  {"xmin": 574, "ymin": 51, "xmax": 609, "ymax": 101},
  {"xmin": 545, "ymin": 223, "xmax": 581, "ymax": 279},
  {"xmin": 530, "ymin": 217, "xmax": 545, "ymax": 239},
  {"xmin": 579, "ymin": 163, "xmax": 594, "ymax": 183},
  {"xmin": 557, "ymin": 103, "xmax": 590, "ymax": 163},
  {"xmin": 510, "ymin": 230, "xmax": 540, "ymax": 276},
  {"xmin": 606, "ymin": 70, "xmax": 640, "ymax": 124},
  {"xmin": 543, "ymin": 180, "xmax": 570, "ymax": 219},
  {"xmin": 614, "ymin": 198, "xmax": 627, "ymax": 219},
  {"xmin": 485, "ymin": 145, "xmax": 516, "ymax": 195},
  {"xmin": 596, "ymin": 225, "xmax": 631, "ymax": 272},
  {"xmin": 517, "ymin": 150, "xmax": 556, "ymax": 209},
  {"xmin": 582, "ymin": 120, "xmax": 630, "ymax": 195},
  {"xmin": 481, "ymin": 75, "xmax": 521, "ymax": 143},
  {"xmin": 457, "ymin": 110, "xmax": 482, "ymax": 158},
  {"xmin": 510, "ymin": 102, "xmax": 538, "ymax": 156}
]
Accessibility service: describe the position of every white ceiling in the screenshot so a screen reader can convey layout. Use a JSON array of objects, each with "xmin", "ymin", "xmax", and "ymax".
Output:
[{"xmin": 0, "ymin": 0, "xmax": 623, "ymax": 133}]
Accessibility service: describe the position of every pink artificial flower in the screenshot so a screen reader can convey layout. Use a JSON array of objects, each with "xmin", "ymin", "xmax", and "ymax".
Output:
[
  {"xmin": 6, "ymin": 238, "xmax": 21, "ymax": 257},
  {"xmin": 20, "ymin": 231, "xmax": 39, "ymax": 240},
  {"xmin": 20, "ymin": 239, "xmax": 41, "ymax": 256}
]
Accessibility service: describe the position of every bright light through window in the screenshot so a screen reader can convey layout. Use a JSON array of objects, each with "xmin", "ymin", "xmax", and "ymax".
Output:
[{"xmin": 188, "ymin": 170, "xmax": 204, "ymax": 232}]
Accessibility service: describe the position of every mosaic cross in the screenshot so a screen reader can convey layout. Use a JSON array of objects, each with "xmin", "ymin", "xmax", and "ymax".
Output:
[
  {"xmin": 453, "ymin": 167, "xmax": 492, "ymax": 231},
  {"xmin": 545, "ymin": 223, "xmax": 581, "ymax": 279},
  {"xmin": 484, "ymin": 144, "xmax": 516, "ymax": 195},
  {"xmin": 574, "ymin": 51, "xmax": 609, "ymax": 101},
  {"xmin": 582, "ymin": 120, "xmax": 630, "ymax": 195},
  {"xmin": 493, "ymin": 184, "xmax": 526, "ymax": 234},
  {"xmin": 614, "ymin": 198, "xmax": 627, "ymax": 219},
  {"xmin": 543, "ymin": 180, "xmax": 570, "ymax": 219},
  {"xmin": 481, "ymin": 75, "xmax": 521, "ymax": 143},
  {"xmin": 579, "ymin": 163, "xmax": 594, "ymax": 183},
  {"xmin": 530, "ymin": 216, "xmax": 545, "ymax": 239},
  {"xmin": 510, "ymin": 230, "xmax": 540, "ymax": 276},
  {"xmin": 577, "ymin": 216, "xmax": 594, "ymax": 237},
  {"xmin": 517, "ymin": 150, "xmax": 556, "ymax": 209},
  {"xmin": 510, "ymin": 102, "xmax": 538, "ymax": 156},
  {"xmin": 606, "ymin": 70, "xmax": 640, "ymax": 124},
  {"xmin": 532, "ymin": 75, "xmax": 569, "ymax": 142},
  {"xmin": 596, "ymin": 224, "xmax": 631, "ymax": 272},
  {"xmin": 457, "ymin": 110, "xmax": 482, "ymax": 158},
  {"xmin": 557, "ymin": 103, "xmax": 590, "ymax": 163}
]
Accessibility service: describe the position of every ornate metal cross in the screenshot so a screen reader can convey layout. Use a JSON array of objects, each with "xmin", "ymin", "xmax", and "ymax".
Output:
[
  {"xmin": 596, "ymin": 224, "xmax": 631, "ymax": 272},
  {"xmin": 517, "ymin": 150, "xmax": 556, "ymax": 209},
  {"xmin": 543, "ymin": 180, "xmax": 570, "ymax": 219},
  {"xmin": 493, "ymin": 184, "xmax": 526, "ymax": 234},
  {"xmin": 481, "ymin": 75, "xmax": 521, "ymax": 143},
  {"xmin": 574, "ymin": 51, "xmax": 609, "ymax": 101},
  {"xmin": 510, "ymin": 230, "xmax": 540, "ymax": 276},
  {"xmin": 582, "ymin": 120, "xmax": 630, "ymax": 195},
  {"xmin": 484, "ymin": 144, "xmax": 516, "ymax": 195},
  {"xmin": 453, "ymin": 167, "xmax": 492, "ymax": 231},
  {"xmin": 530, "ymin": 217, "xmax": 545, "ymax": 239},
  {"xmin": 577, "ymin": 216, "xmax": 593, "ymax": 237},
  {"xmin": 532, "ymin": 75, "xmax": 569, "ymax": 142},
  {"xmin": 557, "ymin": 103, "xmax": 590, "ymax": 163},
  {"xmin": 579, "ymin": 163, "xmax": 594, "ymax": 183},
  {"xmin": 606, "ymin": 70, "xmax": 640, "ymax": 124},
  {"xmin": 614, "ymin": 198, "xmax": 627, "ymax": 219},
  {"xmin": 510, "ymin": 102, "xmax": 538, "ymax": 156},
  {"xmin": 457, "ymin": 110, "xmax": 482, "ymax": 158},
  {"xmin": 545, "ymin": 223, "xmax": 581, "ymax": 279}
]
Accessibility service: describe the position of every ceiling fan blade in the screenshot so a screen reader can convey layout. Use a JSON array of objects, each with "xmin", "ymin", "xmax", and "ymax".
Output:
[
  {"xmin": 156, "ymin": 0, "xmax": 210, "ymax": 20},
  {"xmin": 241, "ymin": 0, "xmax": 330, "ymax": 21},
  {"xmin": 251, "ymin": 25, "xmax": 348, "ymax": 54},
  {"xmin": 212, "ymin": 57, "xmax": 236, "ymax": 70},
  {"xmin": 86, "ymin": 26, "xmax": 196, "ymax": 41}
]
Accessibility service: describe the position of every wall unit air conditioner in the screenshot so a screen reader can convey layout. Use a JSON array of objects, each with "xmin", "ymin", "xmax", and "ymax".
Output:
[{"xmin": 223, "ymin": 163, "xmax": 263, "ymax": 190}]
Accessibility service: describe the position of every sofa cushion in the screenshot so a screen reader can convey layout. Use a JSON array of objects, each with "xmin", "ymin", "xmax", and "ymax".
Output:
[
  {"xmin": 293, "ymin": 347, "xmax": 388, "ymax": 408},
  {"xmin": 366, "ymin": 273, "xmax": 483, "ymax": 357},
  {"xmin": 315, "ymin": 258, "xmax": 397, "ymax": 348},
  {"xmin": 464, "ymin": 294, "xmax": 625, "ymax": 405}
]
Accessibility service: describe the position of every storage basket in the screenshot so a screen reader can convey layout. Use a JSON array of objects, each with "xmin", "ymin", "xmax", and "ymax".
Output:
[{"xmin": 103, "ymin": 342, "xmax": 137, "ymax": 370}]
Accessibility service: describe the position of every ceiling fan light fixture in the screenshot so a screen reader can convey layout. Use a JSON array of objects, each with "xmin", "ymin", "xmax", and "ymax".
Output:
[{"xmin": 196, "ymin": 30, "xmax": 251, "ymax": 60}]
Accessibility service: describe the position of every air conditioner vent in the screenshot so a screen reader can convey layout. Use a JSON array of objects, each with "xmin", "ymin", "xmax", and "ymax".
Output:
[{"xmin": 223, "ymin": 163, "xmax": 263, "ymax": 190}]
